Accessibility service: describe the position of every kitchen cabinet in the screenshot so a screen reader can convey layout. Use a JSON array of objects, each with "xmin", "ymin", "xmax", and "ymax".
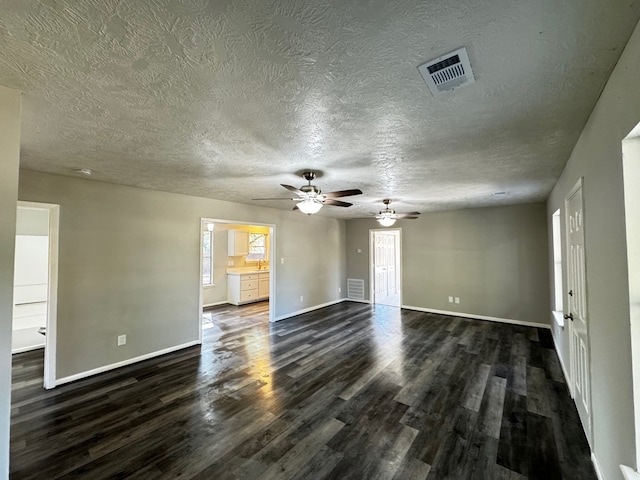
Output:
[
  {"xmin": 228, "ymin": 271, "xmax": 269, "ymax": 305},
  {"xmin": 258, "ymin": 272, "xmax": 270, "ymax": 298},
  {"xmin": 228, "ymin": 230, "xmax": 249, "ymax": 256}
]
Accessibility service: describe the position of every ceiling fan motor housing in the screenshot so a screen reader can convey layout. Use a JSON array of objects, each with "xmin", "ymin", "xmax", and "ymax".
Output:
[{"xmin": 301, "ymin": 185, "xmax": 321, "ymax": 195}]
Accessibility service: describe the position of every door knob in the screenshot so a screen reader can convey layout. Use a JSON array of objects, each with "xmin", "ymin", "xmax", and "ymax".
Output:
[{"xmin": 564, "ymin": 313, "xmax": 574, "ymax": 321}]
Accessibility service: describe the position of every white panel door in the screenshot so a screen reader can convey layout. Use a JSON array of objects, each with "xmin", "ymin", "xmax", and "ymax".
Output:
[
  {"xmin": 372, "ymin": 230, "xmax": 401, "ymax": 307},
  {"xmin": 374, "ymin": 233, "xmax": 389, "ymax": 298},
  {"xmin": 566, "ymin": 179, "xmax": 592, "ymax": 444}
]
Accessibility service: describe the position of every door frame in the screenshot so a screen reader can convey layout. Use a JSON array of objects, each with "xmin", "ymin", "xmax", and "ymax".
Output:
[
  {"xmin": 564, "ymin": 177, "xmax": 592, "ymax": 445},
  {"xmin": 622, "ymin": 129, "xmax": 640, "ymax": 472},
  {"xmin": 17, "ymin": 201, "xmax": 60, "ymax": 390},
  {"xmin": 369, "ymin": 228, "xmax": 402, "ymax": 306},
  {"xmin": 198, "ymin": 218, "xmax": 276, "ymax": 342}
]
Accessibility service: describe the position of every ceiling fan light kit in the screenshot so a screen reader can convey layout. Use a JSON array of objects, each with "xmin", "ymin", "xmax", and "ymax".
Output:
[
  {"xmin": 297, "ymin": 199, "xmax": 323, "ymax": 215},
  {"xmin": 378, "ymin": 216, "xmax": 396, "ymax": 227},
  {"xmin": 253, "ymin": 171, "xmax": 362, "ymax": 216},
  {"xmin": 374, "ymin": 199, "xmax": 421, "ymax": 227}
]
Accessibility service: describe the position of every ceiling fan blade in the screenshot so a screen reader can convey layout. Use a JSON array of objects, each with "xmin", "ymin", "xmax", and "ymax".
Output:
[
  {"xmin": 396, "ymin": 215, "xmax": 419, "ymax": 220},
  {"xmin": 323, "ymin": 189, "xmax": 363, "ymax": 198},
  {"xmin": 395, "ymin": 212, "xmax": 420, "ymax": 218},
  {"xmin": 323, "ymin": 199, "xmax": 353, "ymax": 207},
  {"xmin": 252, "ymin": 197, "xmax": 295, "ymax": 200},
  {"xmin": 281, "ymin": 184, "xmax": 306, "ymax": 196}
]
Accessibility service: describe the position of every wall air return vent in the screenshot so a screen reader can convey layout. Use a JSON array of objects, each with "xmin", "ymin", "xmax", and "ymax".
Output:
[
  {"xmin": 347, "ymin": 278, "xmax": 365, "ymax": 300},
  {"xmin": 418, "ymin": 47, "xmax": 475, "ymax": 96}
]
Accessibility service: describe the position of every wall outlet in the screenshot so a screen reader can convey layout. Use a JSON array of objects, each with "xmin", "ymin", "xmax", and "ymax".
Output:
[
  {"xmin": 281, "ymin": 257, "xmax": 284, "ymax": 264},
  {"xmin": 117, "ymin": 334, "xmax": 127, "ymax": 346},
  {"xmin": 448, "ymin": 296, "xmax": 453, "ymax": 303},
  {"xmin": 227, "ymin": 260, "xmax": 234, "ymax": 266},
  {"xmin": 455, "ymin": 297, "xmax": 460, "ymax": 304},
  {"xmin": 338, "ymin": 287, "xmax": 341, "ymax": 294},
  {"xmin": 356, "ymin": 248, "xmax": 362, "ymax": 254},
  {"xmin": 300, "ymin": 295, "xmax": 304, "ymax": 302}
]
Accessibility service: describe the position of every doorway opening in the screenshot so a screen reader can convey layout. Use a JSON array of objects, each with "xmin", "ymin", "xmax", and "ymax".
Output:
[
  {"xmin": 622, "ymin": 123, "xmax": 640, "ymax": 471},
  {"xmin": 14, "ymin": 201, "xmax": 59, "ymax": 389},
  {"xmin": 369, "ymin": 229, "xmax": 402, "ymax": 307},
  {"xmin": 198, "ymin": 218, "xmax": 276, "ymax": 341}
]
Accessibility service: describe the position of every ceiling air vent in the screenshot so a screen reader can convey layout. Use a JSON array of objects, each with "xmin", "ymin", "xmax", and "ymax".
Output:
[{"xmin": 418, "ymin": 47, "xmax": 475, "ymax": 96}]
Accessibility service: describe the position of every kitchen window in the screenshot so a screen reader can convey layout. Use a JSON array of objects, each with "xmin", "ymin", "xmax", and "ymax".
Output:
[{"xmin": 246, "ymin": 233, "xmax": 267, "ymax": 261}]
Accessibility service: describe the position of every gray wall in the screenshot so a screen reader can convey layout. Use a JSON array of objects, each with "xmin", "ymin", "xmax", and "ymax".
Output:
[
  {"xmin": 18, "ymin": 170, "xmax": 347, "ymax": 380},
  {"xmin": 547, "ymin": 19, "xmax": 640, "ymax": 480},
  {"xmin": 347, "ymin": 203, "xmax": 550, "ymax": 325},
  {"xmin": 0, "ymin": 85, "xmax": 21, "ymax": 479}
]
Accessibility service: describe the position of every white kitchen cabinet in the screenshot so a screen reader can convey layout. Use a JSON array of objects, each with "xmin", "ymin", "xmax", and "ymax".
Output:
[
  {"xmin": 258, "ymin": 273, "xmax": 270, "ymax": 299},
  {"xmin": 228, "ymin": 230, "xmax": 249, "ymax": 256},
  {"xmin": 228, "ymin": 272, "xmax": 269, "ymax": 305}
]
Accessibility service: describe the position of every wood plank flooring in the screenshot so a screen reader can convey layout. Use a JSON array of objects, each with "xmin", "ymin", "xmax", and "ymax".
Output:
[{"xmin": 10, "ymin": 301, "xmax": 596, "ymax": 479}]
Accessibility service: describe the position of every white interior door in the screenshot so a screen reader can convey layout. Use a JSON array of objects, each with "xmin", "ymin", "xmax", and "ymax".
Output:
[
  {"xmin": 371, "ymin": 230, "xmax": 401, "ymax": 307},
  {"xmin": 565, "ymin": 178, "xmax": 592, "ymax": 444}
]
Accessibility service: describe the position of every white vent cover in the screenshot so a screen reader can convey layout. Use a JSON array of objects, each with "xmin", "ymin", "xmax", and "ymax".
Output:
[
  {"xmin": 418, "ymin": 47, "xmax": 475, "ymax": 96},
  {"xmin": 347, "ymin": 278, "xmax": 365, "ymax": 300}
]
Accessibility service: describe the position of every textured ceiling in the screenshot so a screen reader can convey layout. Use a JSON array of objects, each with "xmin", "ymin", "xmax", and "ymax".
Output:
[{"xmin": 1, "ymin": 0, "xmax": 639, "ymax": 218}]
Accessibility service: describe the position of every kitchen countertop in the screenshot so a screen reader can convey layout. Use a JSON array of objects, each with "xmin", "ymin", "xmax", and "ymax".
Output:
[{"xmin": 226, "ymin": 267, "xmax": 270, "ymax": 275}]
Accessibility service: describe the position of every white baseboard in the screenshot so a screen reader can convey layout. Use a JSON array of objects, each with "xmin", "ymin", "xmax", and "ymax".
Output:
[
  {"xmin": 275, "ymin": 299, "xmax": 347, "ymax": 322},
  {"xmin": 621, "ymin": 465, "xmax": 640, "ymax": 480},
  {"xmin": 401, "ymin": 305, "xmax": 552, "ymax": 330},
  {"xmin": 12, "ymin": 344, "xmax": 45, "ymax": 355},
  {"xmin": 344, "ymin": 298, "xmax": 372, "ymax": 304},
  {"xmin": 55, "ymin": 340, "xmax": 201, "ymax": 387},
  {"xmin": 203, "ymin": 301, "xmax": 229, "ymax": 308},
  {"xmin": 550, "ymin": 328, "xmax": 572, "ymax": 388},
  {"xmin": 592, "ymin": 452, "xmax": 604, "ymax": 480}
]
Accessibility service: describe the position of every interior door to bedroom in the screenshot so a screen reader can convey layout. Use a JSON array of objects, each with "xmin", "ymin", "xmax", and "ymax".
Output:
[
  {"xmin": 565, "ymin": 178, "xmax": 592, "ymax": 445},
  {"xmin": 371, "ymin": 229, "xmax": 401, "ymax": 307}
]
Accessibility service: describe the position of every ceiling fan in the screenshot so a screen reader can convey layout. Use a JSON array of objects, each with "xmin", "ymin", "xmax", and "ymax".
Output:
[
  {"xmin": 373, "ymin": 199, "xmax": 420, "ymax": 227},
  {"xmin": 253, "ymin": 171, "xmax": 363, "ymax": 214}
]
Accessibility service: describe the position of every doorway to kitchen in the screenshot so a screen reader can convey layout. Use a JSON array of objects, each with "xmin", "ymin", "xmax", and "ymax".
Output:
[
  {"xmin": 369, "ymin": 229, "xmax": 402, "ymax": 307},
  {"xmin": 198, "ymin": 218, "xmax": 275, "ymax": 341}
]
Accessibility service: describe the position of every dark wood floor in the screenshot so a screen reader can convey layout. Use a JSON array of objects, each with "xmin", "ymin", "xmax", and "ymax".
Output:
[{"xmin": 10, "ymin": 301, "xmax": 595, "ymax": 479}]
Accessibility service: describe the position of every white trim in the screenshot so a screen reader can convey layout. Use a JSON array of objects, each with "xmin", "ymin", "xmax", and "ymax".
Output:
[
  {"xmin": 401, "ymin": 305, "xmax": 551, "ymax": 329},
  {"xmin": 54, "ymin": 340, "xmax": 201, "ymax": 387},
  {"xmin": 275, "ymin": 299, "xmax": 345, "ymax": 322},
  {"xmin": 552, "ymin": 310, "xmax": 565, "ymax": 329},
  {"xmin": 12, "ymin": 345, "xmax": 44, "ymax": 355},
  {"xmin": 623, "ymin": 134, "xmax": 640, "ymax": 472},
  {"xmin": 344, "ymin": 298, "xmax": 372, "ymax": 305},
  {"xmin": 268, "ymin": 226, "xmax": 276, "ymax": 323},
  {"xmin": 621, "ymin": 465, "xmax": 640, "ymax": 480},
  {"xmin": 592, "ymin": 452, "xmax": 604, "ymax": 480},
  {"xmin": 203, "ymin": 301, "xmax": 229, "ymax": 308},
  {"xmin": 551, "ymin": 330, "xmax": 572, "ymax": 388},
  {"xmin": 198, "ymin": 220, "xmax": 205, "ymax": 345}
]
